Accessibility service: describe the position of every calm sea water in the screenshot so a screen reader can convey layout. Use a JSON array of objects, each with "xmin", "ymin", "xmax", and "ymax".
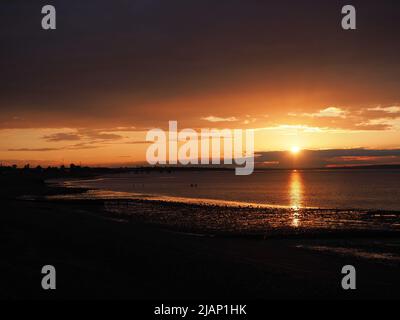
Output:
[{"xmin": 63, "ymin": 169, "xmax": 400, "ymax": 211}]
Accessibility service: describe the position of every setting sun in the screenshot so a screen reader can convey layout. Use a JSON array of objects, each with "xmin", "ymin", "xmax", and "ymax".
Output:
[{"xmin": 291, "ymin": 146, "xmax": 301, "ymax": 154}]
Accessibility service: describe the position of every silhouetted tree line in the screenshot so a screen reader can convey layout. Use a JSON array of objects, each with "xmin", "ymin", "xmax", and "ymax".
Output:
[
  {"xmin": 0, "ymin": 163, "xmax": 134, "ymax": 180},
  {"xmin": 0, "ymin": 163, "xmax": 235, "ymax": 180}
]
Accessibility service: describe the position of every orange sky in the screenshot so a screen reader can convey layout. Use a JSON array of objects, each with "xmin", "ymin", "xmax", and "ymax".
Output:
[{"xmin": 1, "ymin": 1, "xmax": 400, "ymax": 167}]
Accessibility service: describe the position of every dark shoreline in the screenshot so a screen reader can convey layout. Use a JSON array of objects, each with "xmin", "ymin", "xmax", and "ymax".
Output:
[{"xmin": 1, "ymin": 177, "xmax": 400, "ymax": 299}]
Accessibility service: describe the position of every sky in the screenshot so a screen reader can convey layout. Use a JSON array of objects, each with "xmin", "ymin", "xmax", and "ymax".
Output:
[{"xmin": 1, "ymin": 0, "xmax": 400, "ymax": 167}]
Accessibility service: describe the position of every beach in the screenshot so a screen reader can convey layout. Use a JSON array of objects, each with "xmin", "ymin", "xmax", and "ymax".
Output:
[
  {"xmin": 3, "ymin": 0, "xmax": 400, "ymax": 304},
  {"xmin": 1, "ymin": 176, "xmax": 400, "ymax": 299}
]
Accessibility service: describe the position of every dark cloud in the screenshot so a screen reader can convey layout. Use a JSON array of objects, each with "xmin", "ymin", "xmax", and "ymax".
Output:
[
  {"xmin": 78, "ymin": 130, "xmax": 123, "ymax": 141},
  {"xmin": 8, "ymin": 143, "xmax": 102, "ymax": 152},
  {"xmin": 256, "ymin": 149, "xmax": 400, "ymax": 168},
  {"xmin": 1, "ymin": 1, "xmax": 400, "ymax": 129},
  {"xmin": 43, "ymin": 132, "xmax": 82, "ymax": 142},
  {"xmin": 8, "ymin": 147, "xmax": 60, "ymax": 152},
  {"xmin": 41, "ymin": 129, "xmax": 124, "ymax": 144}
]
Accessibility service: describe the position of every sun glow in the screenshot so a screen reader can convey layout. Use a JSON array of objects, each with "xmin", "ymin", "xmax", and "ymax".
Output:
[
  {"xmin": 290, "ymin": 171, "xmax": 303, "ymax": 227},
  {"xmin": 291, "ymin": 146, "xmax": 301, "ymax": 154}
]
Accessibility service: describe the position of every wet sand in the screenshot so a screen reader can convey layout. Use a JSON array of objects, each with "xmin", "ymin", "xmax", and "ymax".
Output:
[{"xmin": 1, "ymin": 196, "xmax": 400, "ymax": 299}]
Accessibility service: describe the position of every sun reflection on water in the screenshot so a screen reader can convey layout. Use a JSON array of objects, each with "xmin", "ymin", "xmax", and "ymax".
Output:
[{"xmin": 290, "ymin": 170, "xmax": 303, "ymax": 227}]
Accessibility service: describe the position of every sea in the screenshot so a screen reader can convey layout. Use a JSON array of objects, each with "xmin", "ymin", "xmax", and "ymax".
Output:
[{"xmin": 59, "ymin": 169, "xmax": 400, "ymax": 211}]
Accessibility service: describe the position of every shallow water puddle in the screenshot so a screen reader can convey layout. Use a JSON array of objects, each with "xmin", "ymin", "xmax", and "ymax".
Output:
[{"xmin": 295, "ymin": 245, "xmax": 400, "ymax": 263}]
